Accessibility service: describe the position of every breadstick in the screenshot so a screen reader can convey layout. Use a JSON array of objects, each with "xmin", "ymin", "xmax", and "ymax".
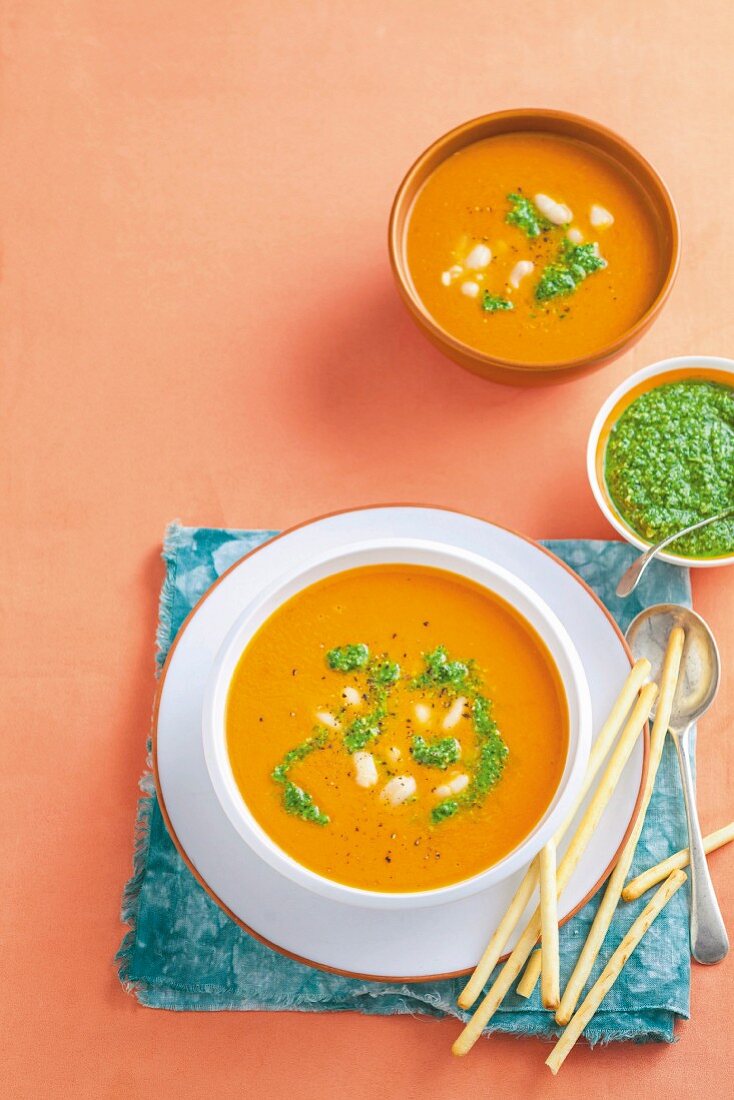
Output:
[
  {"xmin": 539, "ymin": 842, "xmax": 560, "ymax": 1009},
  {"xmin": 546, "ymin": 870, "xmax": 687, "ymax": 1074},
  {"xmin": 452, "ymin": 682, "xmax": 656, "ymax": 1056},
  {"xmin": 554, "ymin": 627, "xmax": 685, "ymax": 1024},
  {"xmin": 622, "ymin": 820, "xmax": 734, "ymax": 901},
  {"xmin": 457, "ymin": 861, "xmax": 539, "ymax": 1009},
  {"xmin": 516, "ymin": 949, "xmax": 540, "ymax": 997},
  {"xmin": 457, "ymin": 657, "xmax": 651, "ymax": 1010},
  {"xmin": 514, "ymin": 923, "xmax": 542, "ymax": 994}
]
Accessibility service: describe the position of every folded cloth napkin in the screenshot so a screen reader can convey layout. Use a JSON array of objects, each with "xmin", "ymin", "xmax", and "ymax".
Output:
[{"xmin": 117, "ymin": 525, "xmax": 692, "ymax": 1043}]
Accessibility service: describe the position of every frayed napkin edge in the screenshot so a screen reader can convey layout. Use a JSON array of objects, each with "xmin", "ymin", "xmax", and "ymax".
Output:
[{"xmin": 116, "ymin": 521, "xmax": 184, "ymax": 995}]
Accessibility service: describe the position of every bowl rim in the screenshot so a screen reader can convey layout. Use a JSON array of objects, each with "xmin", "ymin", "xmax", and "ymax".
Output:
[
  {"xmin": 388, "ymin": 107, "xmax": 681, "ymax": 376},
  {"xmin": 587, "ymin": 355, "xmax": 734, "ymax": 567},
  {"xmin": 202, "ymin": 536, "xmax": 593, "ymax": 910}
]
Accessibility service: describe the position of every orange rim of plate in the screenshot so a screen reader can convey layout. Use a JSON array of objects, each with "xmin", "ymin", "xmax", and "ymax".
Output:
[{"xmin": 151, "ymin": 503, "xmax": 650, "ymax": 983}]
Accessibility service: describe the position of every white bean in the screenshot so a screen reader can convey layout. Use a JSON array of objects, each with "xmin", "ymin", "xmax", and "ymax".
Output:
[
  {"xmin": 387, "ymin": 745, "xmax": 401, "ymax": 762},
  {"xmin": 414, "ymin": 703, "xmax": 431, "ymax": 725},
  {"xmin": 434, "ymin": 773, "xmax": 468, "ymax": 798},
  {"xmin": 509, "ymin": 260, "xmax": 534, "ymax": 289},
  {"xmin": 380, "ymin": 775, "xmax": 417, "ymax": 806},
  {"xmin": 341, "ymin": 686, "xmax": 361, "ymax": 707},
  {"xmin": 353, "ymin": 751, "xmax": 378, "ymax": 788},
  {"xmin": 590, "ymin": 203, "xmax": 614, "ymax": 228},
  {"xmin": 567, "ymin": 227, "xmax": 583, "ymax": 245},
  {"xmin": 464, "ymin": 243, "xmax": 492, "ymax": 270},
  {"xmin": 460, "ymin": 281, "xmax": 480, "ymax": 298},
  {"xmin": 442, "ymin": 696, "xmax": 467, "ymax": 731},
  {"xmin": 441, "ymin": 271, "xmax": 452, "ymax": 286},
  {"xmin": 534, "ymin": 192, "xmax": 573, "ymax": 225},
  {"xmin": 316, "ymin": 710, "xmax": 340, "ymax": 730}
]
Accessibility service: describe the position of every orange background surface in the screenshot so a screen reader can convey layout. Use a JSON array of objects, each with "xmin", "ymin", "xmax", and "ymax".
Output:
[{"xmin": 1, "ymin": 2, "xmax": 733, "ymax": 1096}]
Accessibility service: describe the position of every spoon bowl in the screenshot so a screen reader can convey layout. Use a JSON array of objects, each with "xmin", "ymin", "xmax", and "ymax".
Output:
[{"xmin": 626, "ymin": 604, "xmax": 720, "ymax": 728}]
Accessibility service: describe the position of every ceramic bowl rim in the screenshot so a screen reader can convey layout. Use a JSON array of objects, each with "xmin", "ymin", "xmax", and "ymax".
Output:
[{"xmin": 202, "ymin": 536, "xmax": 593, "ymax": 910}]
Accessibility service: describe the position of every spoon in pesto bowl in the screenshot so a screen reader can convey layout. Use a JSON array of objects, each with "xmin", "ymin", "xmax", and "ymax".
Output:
[
  {"xmin": 616, "ymin": 507, "xmax": 734, "ymax": 598},
  {"xmin": 626, "ymin": 604, "xmax": 729, "ymax": 964}
]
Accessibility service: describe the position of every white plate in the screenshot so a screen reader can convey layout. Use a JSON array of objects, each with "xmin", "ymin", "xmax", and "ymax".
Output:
[{"xmin": 154, "ymin": 506, "xmax": 646, "ymax": 981}]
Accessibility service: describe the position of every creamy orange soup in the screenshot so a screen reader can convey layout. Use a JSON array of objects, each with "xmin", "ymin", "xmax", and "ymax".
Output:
[
  {"xmin": 226, "ymin": 565, "xmax": 569, "ymax": 892},
  {"xmin": 406, "ymin": 132, "xmax": 664, "ymax": 364}
]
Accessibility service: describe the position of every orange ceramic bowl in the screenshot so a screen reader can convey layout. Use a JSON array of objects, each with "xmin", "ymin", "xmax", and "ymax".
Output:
[{"xmin": 388, "ymin": 109, "xmax": 680, "ymax": 386}]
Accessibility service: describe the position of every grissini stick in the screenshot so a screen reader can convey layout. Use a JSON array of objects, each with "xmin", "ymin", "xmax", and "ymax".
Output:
[
  {"xmin": 622, "ymin": 820, "xmax": 734, "ymax": 901},
  {"xmin": 546, "ymin": 870, "xmax": 687, "ymax": 1074},
  {"xmin": 457, "ymin": 658, "xmax": 651, "ymax": 1010},
  {"xmin": 539, "ymin": 841, "xmax": 560, "ymax": 1009},
  {"xmin": 452, "ymin": 682, "xmax": 656, "ymax": 1057},
  {"xmin": 553, "ymin": 626, "xmax": 685, "ymax": 1024},
  {"xmin": 516, "ymin": 949, "xmax": 540, "ymax": 998}
]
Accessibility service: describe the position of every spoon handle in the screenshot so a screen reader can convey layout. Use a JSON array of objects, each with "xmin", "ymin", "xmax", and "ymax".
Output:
[
  {"xmin": 616, "ymin": 506, "xmax": 734, "ymax": 599},
  {"xmin": 615, "ymin": 544, "xmax": 659, "ymax": 597},
  {"xmin": 671, "ymin": 725, "xmax": 729, "ymax": 963}
]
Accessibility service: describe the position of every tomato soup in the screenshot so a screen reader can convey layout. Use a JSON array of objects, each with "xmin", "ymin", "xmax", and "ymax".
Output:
[
  {"xmin": 226, "ymin": 565, "xmax": 568, "ymax": 892},
  {"xmin": 406, "ymin": 132, "xmax": 664, "ymax": 364}
]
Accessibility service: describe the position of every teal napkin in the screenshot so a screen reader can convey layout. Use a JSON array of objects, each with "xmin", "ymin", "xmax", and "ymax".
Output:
[{"xmin": 117, "ymin": 525, "xmax": 692, "ymax": 1043}]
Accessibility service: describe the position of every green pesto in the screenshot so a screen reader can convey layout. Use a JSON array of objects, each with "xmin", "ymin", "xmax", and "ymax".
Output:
[
  {"xmin": 467, "ymin": 721, "xmax": 509, "ymax": 799},
  {"xmin": 343, "ymin": 712, "xmax": 383, "ymax": 753},
  {"xmin": 270, "ymin": 643, "xmax": 509, "ymax": 828},
  {"xmin": 506, "ymin": 192, "xmax": 551, "ymax": 238},
  {"xmin": 271, "ymin": 730, "xmax": 328, "ymax": 784},
  {"xmin": 272, "ymin": 731, "xmax": 330, "ymax": 825},
  {"xmin": 410, "ymin": 733, "xmax": 461, "ymax": 770},
  {"xmin": 342, "ymin": 654, "xmax": 400, "ymax": 752},
  {"xmin": 431, "ymin": 799, "xmax": 460, "ymax": 824},
  {"xmin": 535, "ymin": 241, "xmax": 606, "ymax": 302},
  {"xmin": 605, "ymin": 380, "xmax": 734, "ymax": 557},
  {"xmin": 368, "ymin": 658, "xmax": 401, "ymax": 686},
  {"xmin": 410, "ymin": 648, "xmax": 508, "ymax": 825},
  {"xmin": 282, "ymin": 781, "xmax": 329, "ymax": 826},
  {"xmin": 326, "ymin": 643, "xmax": 370, "ymax": 671},
  {"xmin": 410, "ymin": 645, "xmax": 477, "ymax": 695},
  {"xmin": 481, "ymin": 292, "xmax": 514, "ymax": 313}
]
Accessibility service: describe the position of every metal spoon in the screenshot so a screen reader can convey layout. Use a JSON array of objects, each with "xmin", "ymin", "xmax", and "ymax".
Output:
[
  {"xmin": 626, "ymin": 604, "xmax": 729, "ymax": 963},
  {"xmin": 616, "ymin": 507, "xmax": 734, "ymax": 598}
]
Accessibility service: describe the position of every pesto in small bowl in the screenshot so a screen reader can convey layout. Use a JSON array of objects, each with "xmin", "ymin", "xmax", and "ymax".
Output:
[{"xmin": 604, "ymin": 379, "xmax": 734, "ymax": 557}]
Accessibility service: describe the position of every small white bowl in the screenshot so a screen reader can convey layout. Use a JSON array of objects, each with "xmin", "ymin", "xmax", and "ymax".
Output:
[
  {"xmin": 202, "ymin": 538, "xmax": 592, "ymax": 910},
  {"xmin": 588, "ymin": 355, "xmax": 734, "ymax": 569}
]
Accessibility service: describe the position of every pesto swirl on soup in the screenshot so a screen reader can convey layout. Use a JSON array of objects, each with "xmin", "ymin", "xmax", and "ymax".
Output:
[
  {"xmin": 225, "ymin": 564, "xmax": 568, "ymax": 893},
  {"xmin": 406, "ymin": 132, "xmax": 664, "ymax": 365}
]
